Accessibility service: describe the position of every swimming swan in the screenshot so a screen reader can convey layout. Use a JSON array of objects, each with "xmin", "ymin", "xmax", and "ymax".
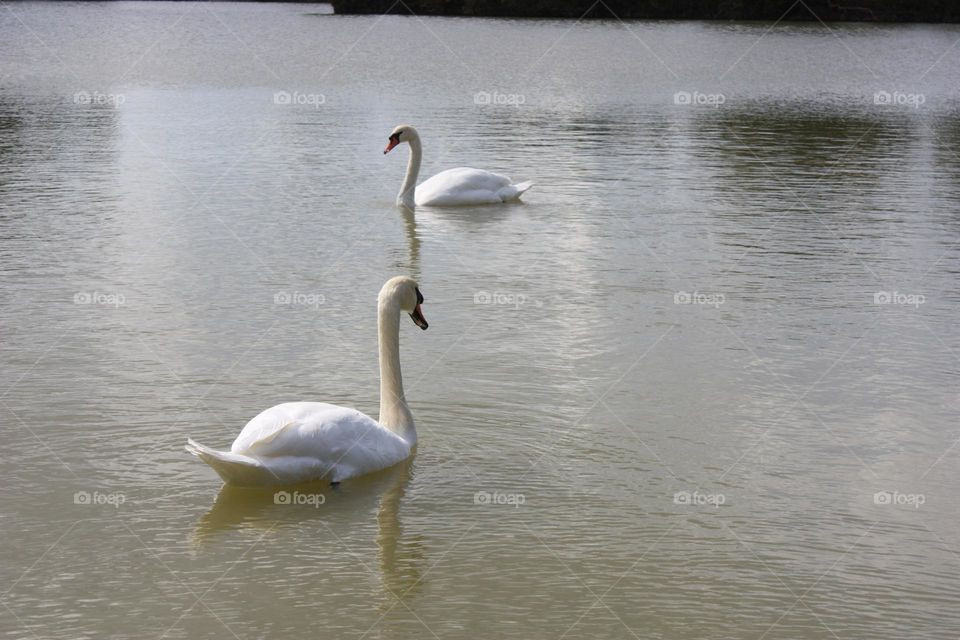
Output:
[
  {"xmin": 185, "ymin": 276, "xmax": 428, "ymax": 486},
  {"xmin": 384, "ymin": 124, "xmax": 533, "ymax": 210}
]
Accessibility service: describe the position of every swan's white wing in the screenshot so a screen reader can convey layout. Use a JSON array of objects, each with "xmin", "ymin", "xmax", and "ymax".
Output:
[
  {"xmin": 231, "ymin": 401, "xmax": 411, "ymax": 481},
  {"xmin": 416, "ymin": 167, "xmax": 513, "ymax": 206}
]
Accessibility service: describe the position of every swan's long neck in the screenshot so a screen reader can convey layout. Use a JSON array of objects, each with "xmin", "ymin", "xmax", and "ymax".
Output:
[
  {"xmin": 398, "ymin": 137, "xmax": 421, "ymax": 210},
  {"xmin": 378, "ymin": 299, "xmax": 416, "ymax": 444}
]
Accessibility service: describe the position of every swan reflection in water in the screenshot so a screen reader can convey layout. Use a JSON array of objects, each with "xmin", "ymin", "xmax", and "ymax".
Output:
[
  {"xmin": 399, "ymin": 204, "xmax": 420, "ymax": 278},
  {"xmin": 192, "ymin": 459, "xmax": 424, "ymax": 603}
]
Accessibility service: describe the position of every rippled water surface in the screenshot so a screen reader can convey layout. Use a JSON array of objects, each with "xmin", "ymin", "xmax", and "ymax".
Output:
[{"xmin": 2, "ymin": 3, "xmax": 960, "ymax": 638}]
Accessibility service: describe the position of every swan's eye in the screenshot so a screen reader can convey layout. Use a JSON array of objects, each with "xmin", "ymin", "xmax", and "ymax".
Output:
[
  {"xmin": 390, "ymin": 133, "xmax": 400, "ymax": 143},
  {"xmin": 415, "ymin": 288, "xmax": 423, "ymax": 304}
]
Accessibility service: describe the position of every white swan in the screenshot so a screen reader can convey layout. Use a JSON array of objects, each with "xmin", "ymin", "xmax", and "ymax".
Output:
[
  {"xmin": 384, "ymin": 124, "xmax": 533, "ymax": 209},
  {"xmin": 185, "ymin": 276, "xmax": 428, "ymax": 486}
]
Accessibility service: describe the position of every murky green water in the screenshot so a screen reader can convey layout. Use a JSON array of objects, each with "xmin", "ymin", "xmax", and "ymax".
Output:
[{"xmin": 2, "ymin": 3, "xmax": 959, "ymax": 638}]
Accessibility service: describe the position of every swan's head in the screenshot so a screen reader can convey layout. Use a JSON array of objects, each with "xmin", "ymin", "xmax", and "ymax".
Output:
[
  {"xmin": 384, "ymin": 125, "xmax": 419, "ymax": 154},
  {"xmin": 379, "ymin": 276, "xmax": 428, "ymax": 330}
]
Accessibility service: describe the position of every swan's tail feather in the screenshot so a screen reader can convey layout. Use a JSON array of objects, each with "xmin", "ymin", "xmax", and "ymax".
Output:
[
  {"xmin": 498, "ymin": 180, "xmax": 534, "ymax": 202},
  {"xmin": 185, "ymin": 438, "xmax": 280, "ymax": 486},
  {"xmin": 513, "ymin": 180, "xmax": 534, "ymax": 195}
]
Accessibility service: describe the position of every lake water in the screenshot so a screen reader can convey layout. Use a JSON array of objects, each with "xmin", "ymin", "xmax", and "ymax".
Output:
[{"xmin": 2, "ymin": 3, "xmax": 959, "ymax": 638}]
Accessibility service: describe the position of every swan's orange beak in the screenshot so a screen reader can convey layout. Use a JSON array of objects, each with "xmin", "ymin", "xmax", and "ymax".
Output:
[
  {"xmin": 409, "ymin": 304, "xmax": 428, "ymax": 330},
  {"xmin": 384, "ymin": 135, "xmax": 400, "ymax": 154}
]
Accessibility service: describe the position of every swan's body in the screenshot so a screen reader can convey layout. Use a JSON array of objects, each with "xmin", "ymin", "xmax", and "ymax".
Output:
[
  {"xmin": 384, "ymin": 125, "xmax": 532, "ymax": 209},
  {"xmin": 416, "ymin": 167, "xmax": 533, "ymax": 206},
  {"xmin": 185, "ymin": 403, "xmax": 410, "ymax": 486},
  {"xmin": 186, "ymin": 277, "xmax": 428, "ymax": 486}
]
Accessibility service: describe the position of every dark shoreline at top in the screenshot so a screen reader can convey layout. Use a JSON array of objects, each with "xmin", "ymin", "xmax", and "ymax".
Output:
[{"xmin": 327, "ymin": 1, "xmax": 960, "ymax": 23}]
